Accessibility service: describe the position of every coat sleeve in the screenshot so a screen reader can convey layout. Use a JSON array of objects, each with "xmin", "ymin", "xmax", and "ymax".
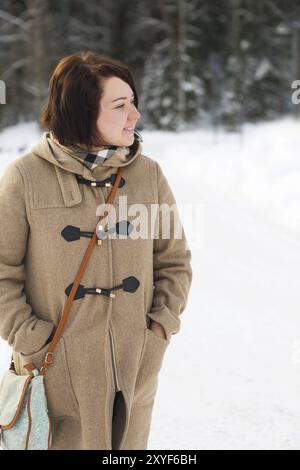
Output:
[
  {"xmin": 0, "ymin": 161, "xmax": 55, "ymax": 355},
  {"xmin": 146, "ymin": 161, "xmax": 193, "ymax": 341}
]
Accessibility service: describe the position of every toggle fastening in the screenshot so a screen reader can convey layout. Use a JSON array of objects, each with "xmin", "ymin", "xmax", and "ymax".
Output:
[{"xmin": 65, "ymin": 276, "xmax": 140, "ymax": 300}]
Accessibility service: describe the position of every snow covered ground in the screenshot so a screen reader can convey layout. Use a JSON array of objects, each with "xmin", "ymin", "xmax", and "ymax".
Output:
[{"xmin": 1, "ymin": 117, "xmax": 300, "ymax": 449}]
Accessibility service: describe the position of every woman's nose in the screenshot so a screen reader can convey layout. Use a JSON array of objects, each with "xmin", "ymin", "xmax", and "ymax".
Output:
[{"xmin": 129, "ymin": 106, "xmax": 141, "ymax": 121}]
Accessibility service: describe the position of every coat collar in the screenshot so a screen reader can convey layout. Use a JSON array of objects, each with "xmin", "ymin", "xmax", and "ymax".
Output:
[{"xmin": 30, "ymin": 132, "xmax": 143, "ymax": 207}]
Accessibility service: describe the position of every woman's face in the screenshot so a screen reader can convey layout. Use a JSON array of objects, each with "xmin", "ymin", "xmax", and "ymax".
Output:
[{"xmin": 96, "ymin": 76, "xmax": 141, "ymax": 147}]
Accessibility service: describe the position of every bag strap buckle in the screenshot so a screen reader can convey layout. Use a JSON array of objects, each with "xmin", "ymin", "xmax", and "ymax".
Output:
[{"xmin": 45, "ymin": 352, "xmax": 54, "ymax": 364}]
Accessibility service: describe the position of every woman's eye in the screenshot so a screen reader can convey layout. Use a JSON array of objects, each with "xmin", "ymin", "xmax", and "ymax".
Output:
[{"xmin": 116, "ymin": 100, "xmax": 135, "ymax": 109}]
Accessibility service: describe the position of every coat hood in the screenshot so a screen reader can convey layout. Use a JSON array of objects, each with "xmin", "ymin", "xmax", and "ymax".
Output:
[{"xmin": 30, "ymin": 131, "xmax": 143, "ymax": 182}]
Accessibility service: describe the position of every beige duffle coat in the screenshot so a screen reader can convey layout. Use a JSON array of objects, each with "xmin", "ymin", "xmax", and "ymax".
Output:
[{"xmin": 0, "ymin": 131, "xmax": 192, "ymax": 449}]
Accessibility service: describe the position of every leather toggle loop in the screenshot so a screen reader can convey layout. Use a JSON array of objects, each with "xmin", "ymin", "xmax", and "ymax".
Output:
[
  {"xmin": 65, "ymin": 276, "xmax": 140, "ymax": 300},
  {"xmin": 76, "ymin": 173, "xmax": 125, "ymax": 188},
  {"xmin": 61, "ymin": 220, "xmax": 133, "ymax": 243}
]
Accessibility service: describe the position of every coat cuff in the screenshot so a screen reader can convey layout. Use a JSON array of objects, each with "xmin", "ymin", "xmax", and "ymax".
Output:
[
  {"xmin": 146, "ymin": 309, "xmax": 180, "ymax": 342},
  {"xmin": 13, "ymin": 319, "xmax": 56, "ymax": 355}
]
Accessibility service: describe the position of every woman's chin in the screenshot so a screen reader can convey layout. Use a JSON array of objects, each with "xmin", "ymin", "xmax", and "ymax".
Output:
[
  {"xmin": 109, "ymin": 133, "xmax": 134, "ymax": 147},
  {"xmin": 121, "ymin": 134, "xmax": 135, "ymax": 145}
]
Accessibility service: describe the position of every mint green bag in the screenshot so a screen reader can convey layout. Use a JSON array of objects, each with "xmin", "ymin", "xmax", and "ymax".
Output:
[{"xmin": 0, "ymin": 366, "xmax": 52, "ymax": 450}]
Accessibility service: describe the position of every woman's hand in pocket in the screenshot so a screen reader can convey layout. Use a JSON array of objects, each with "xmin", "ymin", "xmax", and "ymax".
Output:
[{"xmin": 149, "ymin": 320, "xmax": 167, "ymax": 340}]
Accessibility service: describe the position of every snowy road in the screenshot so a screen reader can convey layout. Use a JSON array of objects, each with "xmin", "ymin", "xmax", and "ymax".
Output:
[{"xmin": 151, "ymin": 186, "xmax": 300, "ymax": 449}]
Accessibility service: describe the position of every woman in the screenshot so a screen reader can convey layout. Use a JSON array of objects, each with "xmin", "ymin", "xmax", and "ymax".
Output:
[{"xmin": 0, "ymin": 51, "xmax": 193, "ymax": 450}]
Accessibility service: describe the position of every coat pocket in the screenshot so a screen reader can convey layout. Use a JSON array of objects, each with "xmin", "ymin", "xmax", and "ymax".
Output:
[
  {"xmin": 133, "ymin": 327, "xmax": 170, "ymax": 407},
  {"xmin": 16, "ymin": 338, "xmax": 79, "ymax": 419}
]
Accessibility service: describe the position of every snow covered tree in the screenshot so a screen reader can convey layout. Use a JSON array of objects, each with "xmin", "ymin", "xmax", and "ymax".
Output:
[{"xmin": 0, "ymin": 0, "xmax": 299, "ymax": 131}]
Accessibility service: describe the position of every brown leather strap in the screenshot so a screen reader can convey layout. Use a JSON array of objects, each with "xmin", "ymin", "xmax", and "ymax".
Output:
[{"xmin": 20, "ymin": 167, "xmax": 124, "ymax": 376}]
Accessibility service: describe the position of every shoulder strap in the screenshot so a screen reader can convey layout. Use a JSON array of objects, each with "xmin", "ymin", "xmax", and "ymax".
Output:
[{"xmin": 20, "ymin": 167, "xmax": 124, "ymax": 376}]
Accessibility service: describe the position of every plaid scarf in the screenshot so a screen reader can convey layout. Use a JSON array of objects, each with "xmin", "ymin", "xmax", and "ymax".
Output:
[{"xmin": 48, "ymin": 130, "xmax": 143, "ymax": 171}]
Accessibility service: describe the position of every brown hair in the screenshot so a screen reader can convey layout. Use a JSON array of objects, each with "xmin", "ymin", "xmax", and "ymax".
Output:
[{"xmin": 40, "ymin": 51, "xmax": 139, "ymax": 150}]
